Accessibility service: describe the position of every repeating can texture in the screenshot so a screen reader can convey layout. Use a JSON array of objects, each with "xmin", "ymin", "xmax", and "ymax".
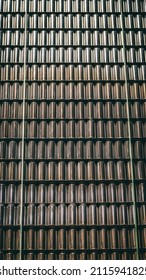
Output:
[{"xmin": 0, "ymin": 0, "xmax": 146, "ymax": 260}]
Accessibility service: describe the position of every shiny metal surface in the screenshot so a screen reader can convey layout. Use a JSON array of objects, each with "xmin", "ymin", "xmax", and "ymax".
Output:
[{"xmin": 0, "ymin": 0, "xmax": 146, "ymax": 260}]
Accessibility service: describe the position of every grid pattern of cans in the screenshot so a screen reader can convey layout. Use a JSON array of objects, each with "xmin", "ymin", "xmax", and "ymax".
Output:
[{"xmin": 0, "ymin": 0, "xmax": 146, "ymax": 260}]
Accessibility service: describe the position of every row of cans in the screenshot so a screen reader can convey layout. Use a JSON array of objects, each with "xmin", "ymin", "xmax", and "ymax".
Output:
[
  {"xmin": 1, "ymin": 183, "xmax": 145, "ymax": 203},
  {"xmin": 1, "ymin": 30, "xmax": 145, "ymax": 46},
  {"xmin": 0, "ymin": 161, "xmax": 145, "ymax": 180},
  {"xmin": 1, "ymin": 14, "xmax": 145, "ymax": 29},
  {"xmin": 0, "ymin": 228, "xmax": 145, "ymax": 250},
  {"xmin": 1, "ymin": 140, "xmax": 146, "ymax": 159},
  {"xmin": 1, "ymin": 47, "xmax": 145, "ymax": 64},
  {"xmin": 0, "ymin": 0, "xmax": 144, "ymax": 13},
  {"xmin": 0, "ymin": 14, "xmax": 122, "ymax": 29},
  {"xmin": 0, "ymin": 83, "xmax": 145, "ymax": 100},
  {"xmin": 0, "ymin": 65, "xmax": 145, "ymax": 80},
  {"xmin": 0, "ymin": 120, "xmax": 146, "ymax": 138},
  {"xmin": 0, "ymin": 203, "xmax": 146, "ymax": 225},
  {"xmin": 1, "ymin": 101, "xmax": 145, "ymax": 118},
  {"xmin": 1, "ymin": 14, "xmax": 124, "ymax": 29},
  {"xmin": 0, "ymin": 183, "xmax": 145, "ymax": 203}
]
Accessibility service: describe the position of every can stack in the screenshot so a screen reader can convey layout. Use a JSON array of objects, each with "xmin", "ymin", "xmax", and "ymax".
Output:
[{"xmin": 0, "ymin": 0, "xmax": 146, "ymax": 260}]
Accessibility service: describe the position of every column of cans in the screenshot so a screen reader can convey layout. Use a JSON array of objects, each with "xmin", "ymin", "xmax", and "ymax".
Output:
[{"xmin": 0, "ymin": 0, "xmax": 26, "ymax": 260}]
